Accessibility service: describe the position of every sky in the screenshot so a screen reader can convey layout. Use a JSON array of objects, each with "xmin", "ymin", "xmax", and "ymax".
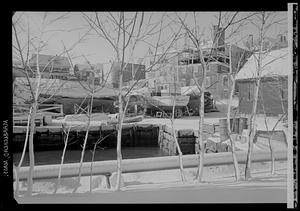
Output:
[{"xmin": 12, "ymin": 11, "xmax": 288, "ymax": 67}]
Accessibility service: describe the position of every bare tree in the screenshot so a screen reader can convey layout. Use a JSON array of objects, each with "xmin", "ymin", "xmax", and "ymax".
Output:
[
  {"xmin": 170, "ymin": 69, "xmax": 187, "ymax": 183},
  {"xmin": 83, "ymin": 12, "xmax": 183, "ymax": 190},
  {"xmin": 244, "ymin": 12, "xmax": 287, "ymax": 180},
  {"xmin": 224, "ymin": 44, "xmax": 253, "ymax": 181},
  {"xmin": 258, "ymin": 69, "xmax": 288, "ymax": 175},
  {"xmin": 260, "ymin": 100, "xmax": 287, "ymax": 175},
  {"xmin": 12, "ymin": 12, "xmax": 92, "ymax": 196},
  {"xmin": 176, "ymin": 12, "xmax": 254, "ymax": 182}
]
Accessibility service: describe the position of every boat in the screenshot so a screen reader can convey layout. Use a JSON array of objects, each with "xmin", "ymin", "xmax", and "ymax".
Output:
[
  {"xmin": 147, "ymin": 95, "xmax": 190, "ymax": 107},
  {"xmin": 107, "ymin": 113, "xmax": 144, "ymax": 124}
]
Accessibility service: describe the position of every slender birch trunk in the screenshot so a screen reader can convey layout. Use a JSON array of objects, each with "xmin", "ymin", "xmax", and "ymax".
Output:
[
  {"xmin": 89, "ymin": 131, "xmax": 114, "ymax": 192},
  {"xmin": 77, "ymin": 87, "xmax": 95, "ymax": 184},
  {"xmin": 227, "ymin": 75, "xmax": 240, "ymax": 181},
  {"xmin": 196, "ymin": 89, "xmax": 205, "ymax": 182},
  {"xmin": 27, "ymin": 86, "xmax": 39, "ymax": 196},
  {"xmin": 195, "ymin": 48, "xmax": 207, "ymax": 182},
  {"xmin": 171, "ymin": 94, "xmax": 186, "ymax": 183},
  {"xmin": 115, "ymin": 12, "xmax": 126, "ymax": 191},
  {"xmin": 268, "ymin": 133, "xmax": 275, "ymax": 175},
  {"xmin": 90, "ymin": 139, "xmax": 99, "ymax": 193},
  {"xmin": 245, "ymin": 76, "xmax": 261, "ymax": 180},
  {"xmin": 245, "ymin": 12, "xmax": 265, "ymax": 180},
  {"xmin": 227, "ymin": 44, "xmax": 240, "ymax": 181},
  {"xmin": 115, "ymin": 71, "xmax": 123, "ymax": 190},
  {"xmin": 15, "ymin": 107, "xmax": 32, "ymax": 196},
  {"xmin": 55, "ymin": 125, "xmax": 71, "ymax": 192},
  {"xmin": 27, "ymin": 50, "xmax": 42, "ymax": 196}
]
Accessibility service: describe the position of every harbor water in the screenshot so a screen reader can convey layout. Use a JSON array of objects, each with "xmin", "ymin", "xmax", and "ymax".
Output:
[{"xmin": 13, "ymin": 146, "xmax": 169, "ymax": 166}]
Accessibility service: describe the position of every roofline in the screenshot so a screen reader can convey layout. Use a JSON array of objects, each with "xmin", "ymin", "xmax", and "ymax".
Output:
[{"xmin": 236, "ymin": 75, "xmax": 288, "ymax": 82}]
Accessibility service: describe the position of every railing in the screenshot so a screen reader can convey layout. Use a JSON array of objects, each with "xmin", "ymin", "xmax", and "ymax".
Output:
[{"xmin": 15, "ymin": 150, "xmax": 287, "ymax": 181}]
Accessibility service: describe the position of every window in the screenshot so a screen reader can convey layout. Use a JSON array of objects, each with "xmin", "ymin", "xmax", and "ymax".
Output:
[{"xmin": 223, "ymin": 75, "xmax": 228, "ymax": 87}]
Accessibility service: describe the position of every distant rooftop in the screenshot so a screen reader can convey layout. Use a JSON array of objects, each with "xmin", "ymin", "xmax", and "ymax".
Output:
[
  {"xmin": 14, "ymin": 77, "xmax": 119, "ymax": 99},
  {"xmin": 29, "ymin": 54, "xmax": 71, "ymax": 69},
  {"xmin": 235, "ymin": 47, "xmax": 289, "ymax": 80}
]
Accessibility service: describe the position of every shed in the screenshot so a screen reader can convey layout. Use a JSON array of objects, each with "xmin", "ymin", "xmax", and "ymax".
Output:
[{"xmin": 235, "ymin": 48, "xmax": 289, "ymax": 116}]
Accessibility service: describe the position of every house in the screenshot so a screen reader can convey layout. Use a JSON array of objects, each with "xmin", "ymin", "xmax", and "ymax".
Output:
[
  {"xmin": 146, "ymin": 26, "xmax": 252, "ymax": 100},
  {"xmin": 244, "ymin": 31, "xmax": 288, "ymax": 51},
  {"xmin": 28, "ymin": 54, "xmax": 72, "ymax": 80},
  {"xmin": 111, "ymin": 62, "xmax": 146, "ymax": 88},
  {"xmin": 13, "ymin": 77, "xmax": 119, "ymax": 114},
  {"xmin": 235, "ymin": 47, "xmax": 289, "ymax": 116},
  {"xmin": 73, "ymin": 63, "xmax": 104, "ymax": 85}
]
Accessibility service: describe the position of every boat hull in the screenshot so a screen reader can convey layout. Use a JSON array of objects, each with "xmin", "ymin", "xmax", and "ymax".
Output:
[{"xmin": 148, "ymin": 96, "xmax": 190, "ymax": 107}]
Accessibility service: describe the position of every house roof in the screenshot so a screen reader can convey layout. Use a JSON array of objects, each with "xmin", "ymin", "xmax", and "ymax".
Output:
[
  {"xmin": 14, "ymin": 77, "xmax": 119, "ymax": 100},
  {"xmin": 29, "ymin": 54, "xmax": 71, "ymax": 69},
  {"xmin": 75, "ymin": 63, "xmax": 103, "ymax": 71},
  {"xmin": 235, "ymin": 48, "xmax": 289, "ymax": 80}
]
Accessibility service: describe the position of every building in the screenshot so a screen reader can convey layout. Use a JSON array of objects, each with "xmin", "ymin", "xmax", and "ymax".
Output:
[
  {"xmin": 111, "ymin": 62, "xmax": 146, "ymax": 88},
  {"xmin": 73, "ymin": 63, "xmax": 104, "ymax": 85},
  {"xmin": 28, "ymin": 54, "xmax": 72, "ymax": 80},
  {"xmin": 235, "ymin": 47, "xmax": 289, "ymax": 116},
  {"xmin": 146, "ymin": 26, "xmax": 251, "ymax": 100},
  {"xmin": 13, "ymin": 76, "xmax": 119, "ymax": 114},
  {"xmin": 244, "ymin": 31, "xmax": 288, "ymax": 51}
]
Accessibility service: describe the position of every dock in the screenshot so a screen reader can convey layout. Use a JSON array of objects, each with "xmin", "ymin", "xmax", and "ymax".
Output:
[
  {"xmin": 14, "ymin": 112, "xmax": 289, "ymax": 157},
  {"xmin": 13, "ymin": 121, "xmax": 159, "ymax": 152},
  {"xmin": 13, "ymin": 117, "xmax": 241, "ymax": 154}
]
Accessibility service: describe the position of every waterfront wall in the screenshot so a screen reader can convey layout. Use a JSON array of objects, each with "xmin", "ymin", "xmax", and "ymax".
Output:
[
  {"xmin": 13, "ymin": 123, "xmax": 159, "ymax": 152},
  {"xmin": 159, "ymin": 123, "xmax": 217, "ymax": 155}
]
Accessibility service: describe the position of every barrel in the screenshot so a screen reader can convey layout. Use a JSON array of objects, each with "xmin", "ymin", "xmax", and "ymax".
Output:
[
  {"xmin": 238, "ymin": 117, "xmax": 248, "ymax": 134},
  {"xmin": 230, "ymin": 118, "xmax": 240, "ymax": 134}
]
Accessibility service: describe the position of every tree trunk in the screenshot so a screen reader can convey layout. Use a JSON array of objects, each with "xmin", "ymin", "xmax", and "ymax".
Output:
[
  {"xmin": 171, "ymin": 95, "xmax": 186, "ymax": 183},
  {"xmin": 115, "ymin": 65, "xmax": 124, "ymax": 190},
  {"xmin": 260, "ymin": 89, "xmax": 276, "ymax": 176},
  {"xmin": 27, "ymin": 102, "xmax": 37, "ymax": 196},
  {"xmin": 90, "ymin": 141, "xmax": 98, "ymax": 192},
  {"xmin": 268, "ymin": 136, "xmax": 275, "ymax": 175},
  {"xmin": 227, "ymin": 75, "xmax": 240, "ymax": 181},
  {"xmin": 196, "ymin": 90, "xmax": 205, "ymax": 182},
  {"xmin": 245, "ymin": 78, "xmax": 261, "ymax": 180},
  {"xmin": 15, "ymin": 107, "xmax": 32, "ymax": 196},
  {"xmin": 77, "ymin": 92, "xmax": 94, "ymax": 185},
  {"xmin": 245, "ymin": 12, "xmax": 265, "ymax": 181},
  {"xmin": 56, "ymin": 126, "xmax": 71, "ymax": 192},
  {"xmin": 27, "ymin": 50, "xmax": 42, "ymax": 195}
]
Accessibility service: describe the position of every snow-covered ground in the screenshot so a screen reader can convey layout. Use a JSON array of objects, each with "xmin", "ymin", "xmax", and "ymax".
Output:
[
  {"xmin": 15, "ymin": 160, "xmax": 287, "ymax": 203},
  {"xmin": 17, "ymin": 103, "xmax": 288, "ymax": 203},
  {"xmin": 52, "ymin": 112, "xmax": 287, "ymax": 132}
]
